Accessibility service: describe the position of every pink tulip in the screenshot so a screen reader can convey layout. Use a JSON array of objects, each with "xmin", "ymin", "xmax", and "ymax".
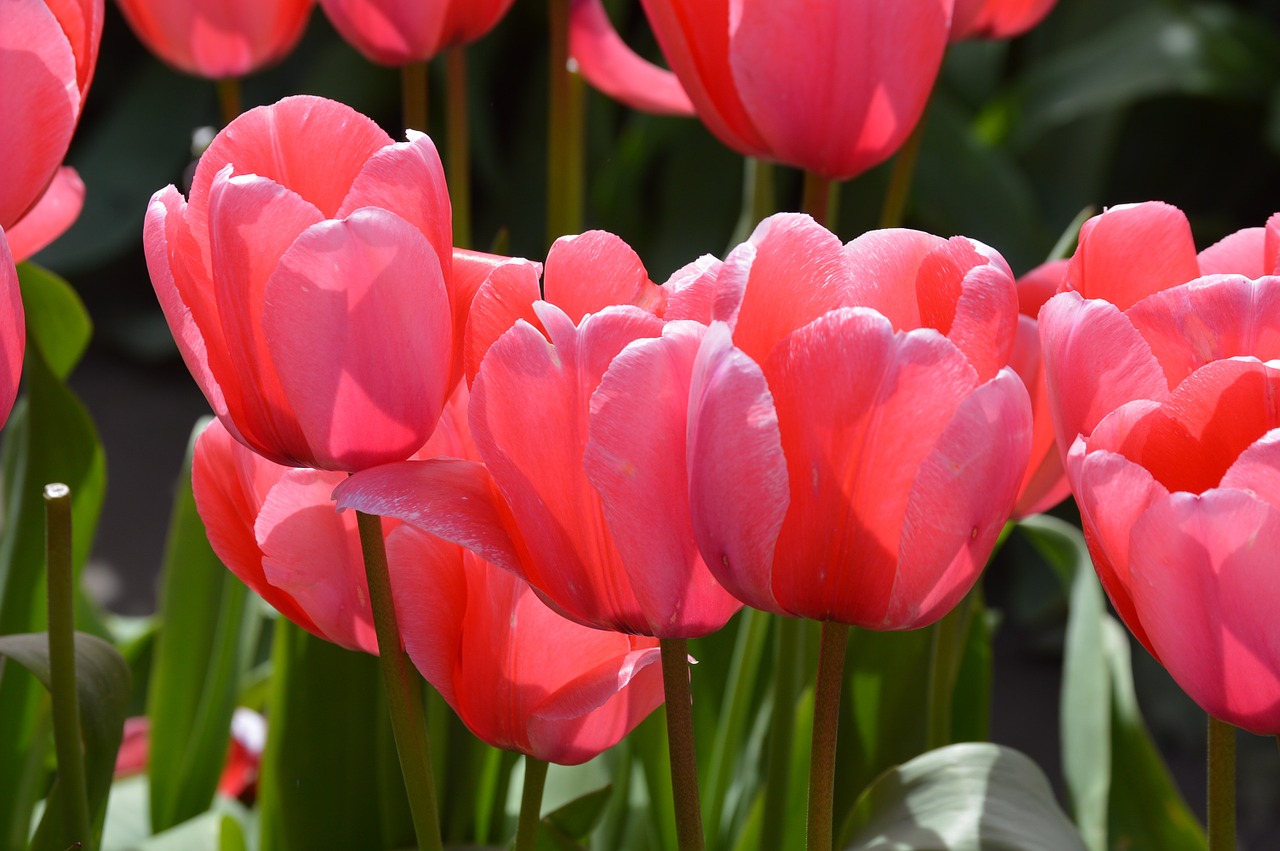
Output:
[
  {"xmin": 950, "ymin": 0, "xmax": 1057, "ymax": 41},
  {"xmin": 571, "ymin": 0, "xmax": 952, "ymax": 179},
  {"xmin": 115, "ymin": 0, "xmax": 314, "ymax": 79},
  {"xmin": 663, "ymin": 214, "xmax": 1032, "ymax": 627},
  {"xmin": 319, "ymin": 0, "xmax": 516, "ymax": 66},
  {"xmin": 337, "ymin": 231, "xmax": 744, "ymax": 638},
  {"xmin": 0, "ymin": 231, "xmax": 24, "ymax": 429},
  {"xmin": 146, "ymin": 95, "xmax": 459, "ymax": 471},
  {"xmin": 0, "ymin": 0, "xmax": 101, "ymax": 253},
  {"xmin": 568, "ymin": 0, "xmax": 694, "ymax": 116},
  {"xmin": 1041, "ymin": 271, "xmax": 1280, "ymax": 734}
]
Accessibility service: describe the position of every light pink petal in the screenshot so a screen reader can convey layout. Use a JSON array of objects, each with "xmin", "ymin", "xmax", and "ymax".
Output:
[
  {"xmin": 1221, "ymin": 429, "xmax": 1280, "ymax": 511},
  {"xmin": 662, "ymin": 254, "xmax": 725, "ymax": 324},
  {"xmin": 1130, "ymin": 490, "xmax": 1280, "ymax": 734},
  {"xmin": 543, "ymin": 230, "xmax": 666, "ymax": 325},
  {"xmin": 765, "ymin": 309, "xmax": 979, "ymax": 623},
  {"xmin": 1126, "ymin": 275, "xmax": 1280, "ymax": 388},
  {"xmin": 264, "ymin": 208, "xmax": 453, "ymax": 470},
  {"xmin": 1037, "ymin": 291, "xmax": 1168, "ymax": 453},
  {"xmin": 257, "ymin": 468, "xmax": 377, "ymax": 654},
  {"xmin": 0, "ymin": 231, "xmax": 24, "ymax": 428},
  {"xmin": 886, "ymin": 368, "xmax": 1032, "ymax": 628},
  {"xmin": 842, "ymin": 228, "xmax": 943, "ymax": 330},
  {"xmin": 585, "ymin": 321, "xmax": 743, "ymax": 637},
  {"xmin": 1008, "ymin": 315, "xmax": 1069, "ymax": 517},
  {"xmin": 1066, "ymin": 201, "xmax": 1201, "ymax": 310},
  {"xmin": 687, "ymin": 322, "xmax": 789, "ymax": 615},
  {"xmin": 730, "ymin": 0, "xmax": 948, "ymax": 179},
  {"xmin": 4, "ymin": 167, "xmax": 84, "ymax": 262},
  {"xmin": 1198, "ymin": 227, "xmax": 1266, "ymax": 278},
  {"xmin": 569, "ymin": 0, "xmax": 695, "ymax": 116},
  {"xmin": 463, "ymin": 258, "xmax": 545, "ymax": 385},
  {"xmin": 318, "ymin": 0, "xmax": 449, "ymax": 65},
  {"xmin": 335, "ymin": 458, "xmax": 523, "ymax": 574}
]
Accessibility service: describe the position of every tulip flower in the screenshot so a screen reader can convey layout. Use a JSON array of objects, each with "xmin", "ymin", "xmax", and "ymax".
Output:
[
  {"xmin": 0, "ymin": 231, "xmax": 24, "ymax": 430},
  {"xmin": 114, "ymin": 0, "xmax": 314, "ymax": 79},
  {"xmin": 319, "ymin": 0, "xmax": 516, "ymax": 66},
  {"xmin": 568, "ymin": 0, "xmax": 694, "ymax": 116},
  {"xmin": 0, "ymin": 0, "xmax": 101, "ymax": 255},
  {"xmin": 145, "ymin": 95, "xmax": 459, "ymax": 471},
  {"xmin": 1042, "ymin": 275, "xmax": 1280, "ymax": 734},
  {"xmin": 114, "ymin": 709, "xmax": 266, "ymax": 800},
  {"xmin": 950, "ymin": 0, "xmax": 1057, "ymax": 41}
]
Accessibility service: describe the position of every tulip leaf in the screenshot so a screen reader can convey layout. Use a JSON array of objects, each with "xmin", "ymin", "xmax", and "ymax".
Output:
[
  {"xmin": 146, "ymin": 418, "xmax": 255, "ymax": 832},
  {"xmin": 0, "ymin": 632, "xmax": 131, "ymax": 851},
  {"xmin": 536, "ymin": 784, "xmax": 613, "ymax": 850},
  {"xmin": 14, "ymin": 262, "xmax": 91, "ymax": 380},
  {"xmin": 842, "ymin": 743, "xmax": 1088, "ymax": 851}
]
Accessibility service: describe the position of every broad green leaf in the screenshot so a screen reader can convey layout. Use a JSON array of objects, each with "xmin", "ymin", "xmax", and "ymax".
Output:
[
  {"xmin": 146, "ymin": 418, "xmax": 254, "ymax": 831},
  {"xmin": 13, "ymin": 263, "xmax": 90, "ymax": 380},
  {"xmin": 0, "ymin": 632, "xmax": 130, "ymax": 851},
  {"xmin": 537, "ymin": 785, "xmax": 613, "ymax": 851},
  {"xmin": 843, "ymin": 743, "xmax": 1088, "ymax": 851}
]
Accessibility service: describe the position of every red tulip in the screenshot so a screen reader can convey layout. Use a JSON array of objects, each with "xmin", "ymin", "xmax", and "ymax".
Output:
[
  {"xmin": 337, "ymin": 231, "xmax": 744, "ymax": 638},
  {"xmin": 1040, "ymin": 272, "xmax": 1280, "ymax": 734},
  {"xmin": 146, "ymin": 95, "xmax": 458, "ymax": 471},
  {"xmin": 115, "ymin": 709, "xmax": 266, "ymax": 800},
  {"xmin": 572, "ymin": 0, "xmax": 952, "ymax": 179},
  {"xmin": 319, "ymin": 0, "xmax": 516, "ymax": 66},
  {"xmin": 0, "ymin": 231, "xmax": 24, "ymax": 429},
  {"xmin": 666, "ymin": 214, "xmax": 1032, "ymax": 627},
  {"xmin": 950, "ymin": 0, "xmax": 1056, "ymax": 41},
  {"xmin": 115, "ymin": 0, "xmax": 314, "ymax": 79},
  {"xmin": 0, "ymin": 0, "xmax": 101, "ymax": 254}
]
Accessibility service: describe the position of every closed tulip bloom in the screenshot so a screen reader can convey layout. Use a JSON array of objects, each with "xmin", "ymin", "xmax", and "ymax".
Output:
[
  {"xmin": 1041, "ymin": 271, "xmax": 1280, "ymax": 733},
  {"xmin": 146, "ymin": 95, "xmax": 458, "ymax": 471},
  {"xmin": 0, "ymin": 231, "xmax": 25, "ymax": 428},
  {"xmin": 950, "ymin": 0, "xmax": 1057, "ymax": 41},
  {"xmin": 1, "ymin": 0, "xmax": 101, "ymax": 253},
  {"xmin": 115, "ymin": 0, "xmax": 314, "ymax": 79},
  {"xmin": 320, "ymin": 0, "xmax": 516, "ymax": 66}
]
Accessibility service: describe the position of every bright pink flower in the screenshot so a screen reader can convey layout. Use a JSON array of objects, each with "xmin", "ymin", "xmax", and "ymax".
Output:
[
  {"xmin": 338, "ymin": 232, "xmax": 744, "ymax": 638},
  {"xmin": 0, "ymin": 231, "xmax": 24, "ymax": 429},
  {"xmin": 320, "ymin": 0, "xmax": 516, "ymax": 66},
  {"xmin": 572, "ymin": 0, "xmax": 952, "ymax": 179},
  {"xmin": 115, "ymin": 0, "xmax": 314, "ymax": 79},
  {"xmin": 1041, "ymin": 271, "xmax": 1280, "ymax": 734},
  {"xmin": 146, "ymin": 95, "xmax": 459, "ymax": 471},
  {"xmin": 568, "ymin": 0, "xmax": 694, "ymax": 116},
  {"xmin": 950, "ymin": 0, "xmax": 1056, "ymax": 41},
  {"xmin": 0, "ymin": 0, "xmax": 101, "ymax": 253},
  {"xmin": 664, "ymin": 214, "xmax": 1032, "ymax": 628}
]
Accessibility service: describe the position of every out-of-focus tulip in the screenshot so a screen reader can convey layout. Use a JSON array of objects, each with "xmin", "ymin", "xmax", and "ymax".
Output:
[
  {"xmin": 571, "ymin": 0, "xmax": 951, "ymax": 179},
  {"xmin": 319, "ymin": 0, "xmax": 516, "ymax": 66},
  {"xmin": 337, "ymin": 231, "xmax": 744, "ymax": 638},
  {"xmin": 146, "ymin": 95, "xmax": 459, "ymax": 471},
  {"xmin": 662, "ymin": 214, "xmax": 1031, "ymax": 628},
  {"xmin": 0, "ymin": 0, "xmax": 101, "ymax": 253},
  {"xmin": 0, "ymin": 231, "xmax": 25, "ymax": 429},
  {"xmin": 114, "ymin": 0, "xmax": 314, "ymax": 79},
  {"xmin": 1040, "ymin": 271, "xmax": 1280, "ymax": 734},
  {"xmin": 568, "ymin": 0, "xmax": 693, "ymax": 116},
  {"xmin": 950, "ymin": 0, "xmax": 1057, "ymax": 41},
  {"xmin": 114, "ymin": 708, "xmax": 266, "ymax": 800}
]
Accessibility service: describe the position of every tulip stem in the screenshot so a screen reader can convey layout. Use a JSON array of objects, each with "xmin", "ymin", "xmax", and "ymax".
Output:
[
  {"xmin": 547, "ymin": 0, "xmax": 585, "ymax": 244},
  {"xmin": 878, "ymin": 117, "xmax": 926, "ymax": 229},
  {"xmin": 403, "ymin": 61, "xmax": 430, "ymax": 133},
  {"xmin": 513, "ymin": 757, "xmax": 548, "ymax": 851},
  {"xmin": 807, "ymin": 621, "xmax": 850, "ymax": 851},
  {"xmin": 660, "ymin": 637, "xmax": 705, "ymax": 851},
  {"xmin": 1207, "ymin": 715, "xmax": 1236, "ymax": 851},
  {"xmin": 801, "ymin": 171, "xmax": 835, "ymax": 230},
  {"xmin": 216, "ymin": 78, "xmax": 241, "ymax": 127},
  {"xmin": 446, "ymin": 46, "xmax": 472, "ymax": 250},
  {"xmin": 760, "ymin": 615, "xmax": 802, "ymax": 850},
  {"xmin": 356, "ymin": 510, "xmax": 444, "ymax": 851},
  {"xmin": 46, "ymin": 484, "xmax": 93, "ymax": 851}
]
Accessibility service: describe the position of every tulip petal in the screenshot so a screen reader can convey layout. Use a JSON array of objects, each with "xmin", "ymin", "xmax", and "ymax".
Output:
[
  {"xmin": 543, "ymin": 230, "xmax": 666, "ymax": 325},
  {"xmin": 0, "ymin": 232, "xmax": 23, "ymax": 428},
  {"xmin": 4, "ymin": 167, "xmax": 84, "ymax": 263},
  {"xmin": 569, "ymin": 0, "xmax": 695, "ymax": 116},
  {"xmin": 662, "ymin": 254, "xmax": 725, "ymax": 324},
  {"xmin": 257, "ymin": 469, "xmax": 377, "ymax": 654},
  {"xmin": 950, "ymin": 0, "xmax": 1058, "ymax": 41},
  {"xmin": 385, "ymin": 526, "xmax": 467, "ymax": 708},
  {"xmin": 45, "ymin": 0, "xmax": 103, "ymax": 95},
  {"xmin": 586, "ymin": 321, "xmax": 743, "ymax": 637},
  {"xmin": 917, "ymin": 237, "xmax": 1019, "ymax": 382},
  {"xmin": 1130, "ymin": 490, "xmax": 1280, "ymax": 734},
  {"xmin": 463, "ymin": 259, "xmax": 545, "ymax": 385},
  {"xmin": 842, "ymin": 228, "xmax": 940, "ymax": 331},
  {"xmin": 1221, "ymin": 428, "xmax": 1280, "ymax": 511},
  {"xmin": 319, "ymin": 0, "xmax": 449, "ymax": 65},
  {"xmin": 1067, "ymin": 201, "xmax": 1200, "ymax": 310},
  {"xmin": 264, "ymin": 208, "xmax": 453, "ymax": 470},
  {"xmin": 1267, "ymin": 213, "xmax": 1280, "ymax": 275},
  {"xmin": 1008, "ymin": 315, "xmax": 1069, "ymax": 517},
  {"xmin": 1198, "ymin": 227, "xmax": 1266, "ymax": 278}
]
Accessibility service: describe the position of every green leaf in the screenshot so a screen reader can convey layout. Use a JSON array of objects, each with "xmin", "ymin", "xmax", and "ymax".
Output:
[
  {"xmin": 545, "ymin": 784, "xmax": 611, "ymax": 839},
  {"xmin": 0, "ymin": 632, "xmax": 131, "ymax": 851},
  {"xmin": 843, "ymin": 743, "xmax": 1088, "ymax": 851},
  {"xmin": 146, "ymin": 418, "xmax": 254, "ymax": 832},
  {"xmin": 13, "ymin": 263, "xmax": 91, "ymax": 380}
]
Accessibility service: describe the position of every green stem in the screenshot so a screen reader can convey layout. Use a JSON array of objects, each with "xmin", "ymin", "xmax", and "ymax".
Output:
[
  {"xmin": 514, "ymin": 757, "xmax": 549, "ymax": 851},
  {"xmin": 660, "ymin": 637, "xmax": 705, "ymax": 851},
  {"xmin": 729, "ymin": 158, "xmax": 777, "ymax": 246},
  {"xmin": 547, "ymin": 0, "xmax": 585, "ymax": 244},
  {"xmin": 878, "ymin": 118, "xmax": 926, "ymax": 229},
  {"xmin": 801, "ymin": 171, "xmax": 835, "ymax": 229},
  {"xmin": 807, "ymin": 622, "xmax": 850, "ymax": 851},
  {"xmin": 402, "ymin": 60, "xmax": 430, "ymax": 133},
  {"xmin": 445, "ymin": 46, "xmax": 472, "ymax": 249},
  {"xmin": 760, "ymin": 615, "xmax": 802, "ymax": 850},
  {"xmin": 356, "ymin": 510, "xmax": 444, "ymax": 851},
  {"xmin": 45, "ymin": 483, "xmax": 93, "ymax": 851},
  {"xmin": 215, "ymin": 77, "xmax": 241, "ymax": 127},
  {"xmin": 1207, "ymin": 715, "xmax": 1236, "ymax": 851},
  {"xmin": 925, "ymin": 593, "xmax": 974, "ymax": 750}
]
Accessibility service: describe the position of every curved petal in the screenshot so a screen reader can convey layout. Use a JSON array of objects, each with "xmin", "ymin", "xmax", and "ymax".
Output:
[
  {"xmin": 569, "ymin": 0, "xmax": 695, "ymax": 116},
  {"xmin": 1130, "ymin": 490, "xmax": 1280, "ymax": 734},
  {"xmin": 842, "ymin": 227, "xmax": 943, "ymax": 330},
  {"xmin": 318, "ymin": 0, "xmax": 449, "ymax": 65},
  {"xmin": 917, "ymin": 237, "xmax": 1019, "ymax": 382},
  {"xmin": 662, "ymin": 254, "xmax": 724, "ymax": 324},
  {"xmin": 46, "ymin": 0, "xmax": 104, "ymax": 97},
  {"xmin": 385, "ymin": 526, "xmax": 467, "ymax": 707},
  {"xmin": 543, "ymin": 230, "xmax": 666, "ymax": 325},
  {"xmin": 4, "ymin": 167, "xmax": 84, "ymax": 262},
  {"xmin": 0, "ymin": 231, "xmax": 24, "ymax": 427},
  {"xmin": 950, "ymin": 0, "xmax": 1058, "ymax": 41},
  {"xmin": 463, "ymin": 258, "xmax": 545, "ymax": 385},
  {"xmin": 1066, "ymin": 201, "xmax": 1200, "ymax": 311},
  {"xmin": 586, "ymin": 321, "xmax": 744, "ymax": 637},
  {"xmin": 1016, "ymin": 258, "xmax": 1067, "ymax": 317},
  {"xmin": 1267, "ymin": 213, "xmax": 1279, "ymax": 275},
  {"xmin": 264, "ymin": 207, "xmax": 453, "ymax": 470},
  {"xmin": 1008, "ymin": 315, "xmax": 1068, "ymax": 517},
  {"xmin": 1221, "ymin": 428, "xmax": 1280, "ymax": 512},
  {"xmin": 438, "ymin": 0, "xmax": 516, "ymax": 48},
  {"xmin": 1198, "ymin": 227, "xmax": 1266, "ymax": 278}
]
